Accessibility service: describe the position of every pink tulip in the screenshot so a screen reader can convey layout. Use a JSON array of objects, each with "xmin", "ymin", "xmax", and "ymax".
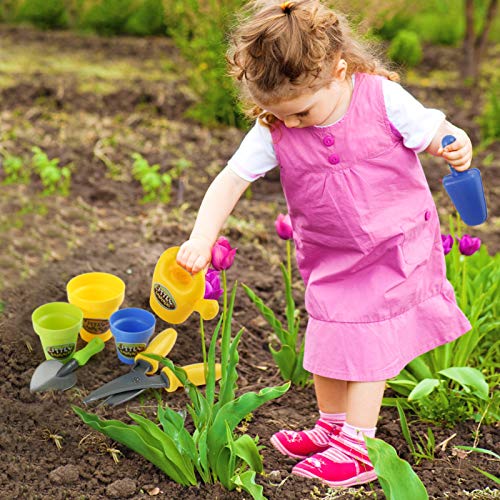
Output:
[
  {"xmin": 275, "ymin": 213, "xmax": 293, "ymax": 240},
  {"xmin": 211, "ymin": 236, "xmax": 237, "ymax": 271},
  {"xmin": 204, "ymin": 268, "xmax": 223, "ymax": 300},
  {"xmin": 441, "ymin": 234, "xmax": 454, "ymax": 255},
  {"xmin": 458, "ymin": 234, "xmax": 481, "ymax": 256}
]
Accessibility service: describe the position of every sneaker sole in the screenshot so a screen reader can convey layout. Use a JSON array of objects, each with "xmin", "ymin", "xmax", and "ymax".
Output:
[
  {"xmin": 269, "ymin": 435, "xmax": 309, "ymax": 459},
  {"xmin": 292, "ymin": 467, "xmax": 378, "ymax": 487}
]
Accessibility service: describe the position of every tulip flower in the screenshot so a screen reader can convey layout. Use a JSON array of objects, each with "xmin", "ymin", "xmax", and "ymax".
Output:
[
  {"xmin": 458, "ymin": 234, "xmax": 481, "ymax": 256},
  {"xmin": 211, "ymin": 236, "xmax": 237, "ymax": 271},
  {"xmin": 204, "ymin": 268, "xmax": 223, "ymax": 300},
  {"xmin": 275, "ymin": 213, "xmax": 293, "ymax": 240},
  {"xmin": 441, "ymin": 234, "xmax": 454, "ymax": 255}
]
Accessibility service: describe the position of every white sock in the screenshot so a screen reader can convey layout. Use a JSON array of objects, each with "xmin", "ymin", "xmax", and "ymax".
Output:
[
  {"xmin": 341, "ymin": 422, "xmax": 377, "ymax": 451},
  {"xmin": 319, "ymin": 411, "xmax": 347, "ymax": 425}
]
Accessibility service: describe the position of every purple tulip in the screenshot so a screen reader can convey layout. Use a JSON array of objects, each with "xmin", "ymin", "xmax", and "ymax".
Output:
[
  {"xmin": 458, "ymin": 234, "xmax": 481, "ymax": 256},
  {"xmin": 275, "ymin": 213, "xmax": 293, "ymax": 240},
  {"xmin": 441, "ymin": 234, "xmax": 454, "ymax": 255},
  {"xmin": 211, "ymin": 236, "xmax": 237, "ymax": 271},
  {"xmin": 204, "ymin": 268, "xmax": 223, "ymax": 300}
]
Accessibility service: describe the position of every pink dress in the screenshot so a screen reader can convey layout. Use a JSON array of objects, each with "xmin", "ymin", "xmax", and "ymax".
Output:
[{"xmin": 270, "ymin": 73, "xmax": 471, "ymax": 381}]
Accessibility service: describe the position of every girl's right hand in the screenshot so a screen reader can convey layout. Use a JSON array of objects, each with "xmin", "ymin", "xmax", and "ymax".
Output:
[{"xmin": 176, "ymin": 236, "xmax": 212, "ymax": 274}]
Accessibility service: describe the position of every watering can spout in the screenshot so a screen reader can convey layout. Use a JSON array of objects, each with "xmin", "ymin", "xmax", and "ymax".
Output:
[
  {"xmin": 193, "ymin": 298, "xmax": 219, "ymax": 321},
  {"xmin": 441, "ymin": 135, "xmax": 487, "ymax": 227}
]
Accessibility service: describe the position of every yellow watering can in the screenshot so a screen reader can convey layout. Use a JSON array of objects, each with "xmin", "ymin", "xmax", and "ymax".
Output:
[{"xmin": 150, "ymin": 246, "xmax": 219, "ymax": 324}]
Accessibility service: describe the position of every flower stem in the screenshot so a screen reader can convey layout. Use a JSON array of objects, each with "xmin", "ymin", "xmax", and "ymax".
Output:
[
  {"xmin": 286, "ymin": 239, "xmax": 292, "ymax": 279},
  {"xmin": 221, "ymin": 270, "xmax": 228, "ymax": 380},
  {"xmin": 460, "ymin": 257, "xmax": 467, "ymax": 310}
]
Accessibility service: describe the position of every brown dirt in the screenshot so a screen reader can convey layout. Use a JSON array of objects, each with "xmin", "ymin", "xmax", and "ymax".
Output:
[{"xmin": 0, "ymin": 26, "xmax": 498, "ymax": 499}]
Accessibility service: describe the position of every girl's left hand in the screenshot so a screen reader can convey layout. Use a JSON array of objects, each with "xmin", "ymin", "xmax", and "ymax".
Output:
[{"xmin": 437, "ymin": 130, "xmax": 472, "ymax": 171}]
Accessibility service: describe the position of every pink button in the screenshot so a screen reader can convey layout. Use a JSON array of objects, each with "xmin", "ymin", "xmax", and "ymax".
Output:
[
  {"xmin": 323, "ymin": 135, "xmax": 335, "ymax": 147},
  {"xmin": 328, "ymin": 153, "xmax": 340, "ymax": 165},
  {"xmin": 424, "ymin": 210, "xmax": 431, "ymax": 221}
]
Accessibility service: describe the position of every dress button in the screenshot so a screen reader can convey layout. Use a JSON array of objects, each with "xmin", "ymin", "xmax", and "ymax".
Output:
[
  {"xmin": 424, "ymin": 210, "xmax": 431, "ymax": 221},
  {"xmin": 323, "ymin": 135, "xmax": 335, "ymax": 147},
  {"xmin": 328, "ymin": 153, "xmax": 340, "ymax": 165}
]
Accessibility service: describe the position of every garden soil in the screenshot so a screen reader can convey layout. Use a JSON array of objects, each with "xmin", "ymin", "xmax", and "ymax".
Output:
[{"xmin": 0, "ymin": 26, "xmax": 498, "ymax": 499}]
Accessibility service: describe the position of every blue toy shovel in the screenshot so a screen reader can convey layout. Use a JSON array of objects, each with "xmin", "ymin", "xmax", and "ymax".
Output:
[{"xmin": 442, "ymin": 135, "xmax": 487, "ymax": 226}]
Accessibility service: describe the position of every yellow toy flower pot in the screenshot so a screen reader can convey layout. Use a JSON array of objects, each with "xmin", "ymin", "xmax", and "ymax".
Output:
[
  {"xmin": 67, "ymin": 272, "xmax": 125, "ymax": 342},
  {"xmin": 150, "ymin": 246, "xmax": 219, "ymax": 324}
]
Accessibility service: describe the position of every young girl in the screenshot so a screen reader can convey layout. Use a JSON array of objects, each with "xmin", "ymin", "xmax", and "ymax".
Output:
[{"xmin": 176, "ymin": 0, "xmax": 472, "ymax": 488}]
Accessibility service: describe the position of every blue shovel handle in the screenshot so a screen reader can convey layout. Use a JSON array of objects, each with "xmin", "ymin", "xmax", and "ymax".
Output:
[{"xmin": 441, "ymin": 134, "xmax": 460, "ymax": 176}]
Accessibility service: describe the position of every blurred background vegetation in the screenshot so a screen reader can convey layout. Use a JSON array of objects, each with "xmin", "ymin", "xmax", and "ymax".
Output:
[{"xmin": 0, "ymin": 0, "xmax": 498, "ymax": 135}]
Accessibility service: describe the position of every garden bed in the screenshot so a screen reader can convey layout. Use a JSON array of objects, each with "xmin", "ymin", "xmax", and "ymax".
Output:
[{"xmin": 0, "ymin": 26, "xmax": 498, "ymax": 499}]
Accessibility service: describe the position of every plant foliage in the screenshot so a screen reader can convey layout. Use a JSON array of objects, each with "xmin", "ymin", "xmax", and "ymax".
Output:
[
  {"xmin": 74, "ymin": 282, "xmax": 289, "ymax": 500},
  {"xmin": 388, "ymin": 30, "xmax": 423, "ymax": 67}
]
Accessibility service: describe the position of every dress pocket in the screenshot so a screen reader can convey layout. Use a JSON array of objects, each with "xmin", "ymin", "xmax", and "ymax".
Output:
[{"xmin": 400, "ymin": 209, "xmax": 435, "ymax": 266}]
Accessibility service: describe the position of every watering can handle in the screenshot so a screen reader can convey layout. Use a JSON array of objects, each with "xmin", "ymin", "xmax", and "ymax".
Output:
[{"xmin": 441, "ymin": 135, "xmax": 460, "ymax": 176}]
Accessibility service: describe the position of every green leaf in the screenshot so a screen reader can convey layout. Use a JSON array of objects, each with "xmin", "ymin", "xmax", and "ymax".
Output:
[
  {"xmin": 215, "ymin": 444, "xmax": 234, "ymax": 488},
  {"xmin": 221, "ymin": 280, "xmax": 238, "ymax": 376},
  {"xmin": 232, "ymin": 470, "xmax": 265, "ymax": 500},
  {"xmin": 406, "ymin": 357, "xmax": 434, "ymax": 380},
  {"xmin": 439, "ymin": 367, "xmax": 489, "ymax": 400},
  {"xmin": 290, "ymin": 338, "xmax": 310, "ymax": 386},
  {"xmin": 217, "ymin": 328, "xmax": 244, "ymax": 409},
  {"xmin": 231, "ymin": 433, "xmax": 263, "ymax": 473},
  {"xmin": 269, "ymin": 343, "xmax": 295, "ymax": 380},
  {"xmin": 72, "ymin": 406, "xmax": 192, "ymax": 485},
  {"xmin": 157, "ymin": 405, "xmax": 197, "ymax": 464},
  {"xmin": 472, "ymin": 467, "xmax": 500, "ymax": 485},
  {"xmin": 387, "ymin": 379, "xmax": 417, "ymax": 395},
  {"xmin": 128, "ymin": 412, "xmax": 197, "ymax": 484},
  {"xmin": 207, "ymin": 383, "xmax": 290, "ymax": 470},
  {"xmin": 365, "ymin": 436, "xmax": 428, "ymax": 500},
  {"xmin": 408, "ymin": 379, "xmax": 441, "ymax": 401},
  {"xmin": 196, "ymin": 428, "xmax": 211, "ymax": 482},
  {"xmin": 454, "ymin": 446, "xmax": 500, "ymax": 460},
  {"xmin": 279, "ymin": 262, "xmax": 296, "ymax": 339},
  {"xmin": 206, "ymin": 316, "xmax": 223, "ymax": 408},
  {"xmin": 396, "ymin": 401, "xmax": 415, "ymax": 454}
]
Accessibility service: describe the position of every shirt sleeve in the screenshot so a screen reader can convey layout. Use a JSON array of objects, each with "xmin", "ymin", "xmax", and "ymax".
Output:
[
  {"xmin": 227, "ymin": 120, "xmax": 278, "ymax": 182},
  {"xmin": 382, "ymin": 79, "xmax": 445, "ymax": 153}
]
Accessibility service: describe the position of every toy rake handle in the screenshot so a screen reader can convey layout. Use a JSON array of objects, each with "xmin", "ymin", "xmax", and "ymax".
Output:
[
  {"xmin": 161, "ymin": 362, "xmax": 222, "ymax": 392},
  {"xmin": 441, "ymin": 135, "xmax": 460, "ymax": 177},
  {"xmin": 135, "ymin": 328, "xmax": 178, "ymax": 374}
]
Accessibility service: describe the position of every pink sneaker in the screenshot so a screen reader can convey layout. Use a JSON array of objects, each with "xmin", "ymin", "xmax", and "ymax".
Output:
[
  {"xmin": 270, "ymin": 419, "xmax": 341, "ymax": 459},
  {"xmin": 292, "ymin": 432, "xmax": 377, "ymax": 487}
]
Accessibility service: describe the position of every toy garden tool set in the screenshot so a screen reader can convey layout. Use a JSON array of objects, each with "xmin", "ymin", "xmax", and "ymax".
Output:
[
  {"xmin": 441, "ymin": 135, "xmax": 487, "ymax": 227},
  {"xmin": 30, "ymin": 246, "xmax": 221, "ymax": 405}
]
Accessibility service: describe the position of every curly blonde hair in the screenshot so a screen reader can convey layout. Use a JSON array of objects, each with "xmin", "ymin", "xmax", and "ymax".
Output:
[{"xmin": 227, "ymin": 0, "xmax": 398, "ymax": 126}]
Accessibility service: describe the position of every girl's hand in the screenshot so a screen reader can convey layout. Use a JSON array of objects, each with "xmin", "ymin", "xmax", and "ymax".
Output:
[
  {"xmin": 176, "ymin": 236, "xmax": 212, "ymax": 274},
  {"xmin": 437, "ymin": 129, "xmax": 472, "ymax": 172}
]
